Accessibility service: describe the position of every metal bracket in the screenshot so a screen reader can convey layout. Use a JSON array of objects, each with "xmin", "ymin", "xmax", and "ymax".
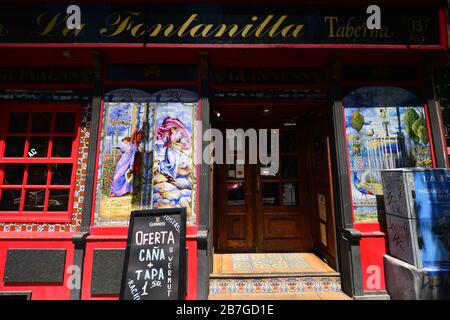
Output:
[
  {"xmin": 342, "ymin": 228, "xmax": 362, "ymax": 245},
  {"xmin": 197, "ymin": 227, "xmax": 209, "ymax": 250},
  {"xmin": 72, "ymin": 232, "xmax": 89, "ymax": 249}
]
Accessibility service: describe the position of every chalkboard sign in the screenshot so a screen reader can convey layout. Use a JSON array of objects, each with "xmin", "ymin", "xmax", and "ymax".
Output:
[{"xmin": 120, "ymin": 208, "xmax": 186, "ymax": 300}]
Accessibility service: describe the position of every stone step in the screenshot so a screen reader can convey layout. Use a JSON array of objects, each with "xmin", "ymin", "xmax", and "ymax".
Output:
[
  {"xmin": 210, "ymin": 271, "xmax": 341, "ymax": 278},
  {"xmin": 209, "ymin": 291, "xmax": 351, "ymax": 300},
  {"xmin": 209, "ymin": 253, "xmax": 343, "ymax": 295}
]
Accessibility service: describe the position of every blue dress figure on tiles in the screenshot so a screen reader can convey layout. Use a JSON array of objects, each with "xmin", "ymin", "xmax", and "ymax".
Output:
[{"xmin": 109, "ymin": 129, "xmax": 143, "ymax": 197}]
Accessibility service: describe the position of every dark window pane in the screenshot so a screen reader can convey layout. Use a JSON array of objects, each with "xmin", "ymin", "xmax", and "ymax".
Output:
[
  {"xmin": 8, "ymin": 112, "xmax": 28, "ymax": 133},
  {"xmin": 282, "ymin": 183, "xmax": 298, "ymax": 206},
  {"xmin": 0, "ymin": 189, "xmax": 21, "ymax": 211},
  {"xmin": 227, "ymin": 164, "xmax": 236, "ymax": 178},
  {"xmin": 54, "ymin": 113, "xmax": 75, "ymax": 133},
  {"xmin": 27, "ymin": 165, "xmax": 48, "ymax": 185},
  {"xmin": 31, "ymin": 113, "xmax": 52, "ymax": 133},
  {"xmin": 24, "ymin": 189, "xmax": 45, "ymax": 211},
  {"xmin": 282, "ymin": 156, "xmax": 298, "ymax": 178},
  {"xmin": 260, "ymin": 129, "xmax": 280, "ymax": 156},
  {"xmin": 3, "ymin": 164, "xmax": 25, "ymax": 185},
  {"xmin": 51, "ymin": 164, "xmax": 72, "ymax": 185},
  {"xmin": 280, "ymin": 131, "xmax": 296, "ymax": 153},
  {"xmin": 227, "ymin": 182, "xmax": 245, "ymax": 206},
  {"xmin": 262, "ymin": 182, "xmax": 279, "ymax": 205},
  {"xmin": 51, "ymin": 137, "xmax": 73, "ymax": 157},
  {"xmin": 4, "ymin": 137, "xmax": 26, "ymax": 157},
  {"xmin": 28, "ymin": 137, "xmax": 49, "ymax": 157},
  {"xmin": 48, "ymin": 189, "xmax": 69, "ymax": 212},
  {"xmin": 261, "ymin": 163, "xmax": 279, "ymax": 178}
]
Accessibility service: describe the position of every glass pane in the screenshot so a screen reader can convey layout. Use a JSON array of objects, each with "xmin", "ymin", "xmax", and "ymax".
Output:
[
  {"xmin": 0, "ymin": 189, "xmax": 21, "ymax": 211},
  {"xmin": 262, "ymin": 182, "xmax": 279, "ymax": 205},
  {"xmin": 264, "ymin": 131, "xmax": 272, "ymax": 155},
  {"xmin": 27, "ymin": 164, "xmax": 48, "ymax": 185},
  {"xmin": 227, "ymin": 164, "xmax": 236, "ymax": 178},
  {"xmin": 227, "ymin": 182, "xmax": 245, "ymax": 206},
  {"xmin": 51, "ymin": 137, "xmax": 73, "ymax": 157},
  {"xmin": 24, "ymin": 189, "xmax": 46, "ymax": 211},
  {"xmin": 4, "ymin": 137, "xmax": 26, "ymax": 157},
  {"xmin": 54, "ymin": 113, "xmax": 76, "ymax": 133},
  {"xmin": 282, "ymin": 156, "xmax": 298, "ymax": 178},
  {"xmin": 28, "ymin": 137, "xmax": 49, "ymax": 157},
  {"xmin": 282, "ymin": 183, "xmax": 298, "ymax": 206},
  {"xmin": 51, "ymin": 164, "xmax": 72, "ymax": 185},
  {"xmin": 31, "ymin": 112, "xmax": 52, "ymax": 133},
  {"xmin": 48, "ymin": 189, "xmax": 69, "ymax": 211},
  {"xmin": 3, "ymin": 164, "xmax": 25, "ymax": 185},
  {"xmin": 280, "ymin": 131, "xmax": 296, "ymax": 153},
  {"xmin": 8, "ymin": 112, "xmax": 28, "ymax": 133},
  {"xmin": 261, "ymin": 163, "xmax": 279, "ymax": 178}
]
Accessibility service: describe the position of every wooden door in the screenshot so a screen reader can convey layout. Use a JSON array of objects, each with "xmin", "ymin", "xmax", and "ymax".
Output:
[
  {"xmin": 254, "ymin": 126, "xmax": 309, "ymax": 252},
  {"xmin": 216, "ymin": 123, "xmax": 310, "ymax": 253},
  {"xmin": 216, "ymin": 159, "xmax": 255, "ymax": 252}
]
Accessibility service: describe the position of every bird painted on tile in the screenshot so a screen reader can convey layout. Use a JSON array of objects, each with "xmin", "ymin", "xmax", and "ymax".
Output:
[{"xmin": 353, "ymin": 172, "xmax": 372, "ymax": 196}]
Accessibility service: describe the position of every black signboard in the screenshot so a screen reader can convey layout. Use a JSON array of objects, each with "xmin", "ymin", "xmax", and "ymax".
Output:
[
  {"xmin": 0, "ymin": 3, "xmax": 440, "ymax": 45},
  {"xmin": 120, "ymin": 208, "xmax": 186, "ymax": 300},
  {"xmin": 108, "ymin": 64, "xmax": 198, "ymax": 82}
]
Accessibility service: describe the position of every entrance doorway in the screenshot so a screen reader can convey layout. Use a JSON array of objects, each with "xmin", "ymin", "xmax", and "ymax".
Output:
[
  {"xmin": 215, "ymin": 121, "xmax": 307, "ymax": 252},
  {"xmin": 213, "ymin": 103, "xmax": 337, "ymax": 267}
]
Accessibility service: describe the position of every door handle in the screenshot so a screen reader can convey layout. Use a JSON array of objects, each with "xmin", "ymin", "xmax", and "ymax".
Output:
[{"xmin": 256, "ymin": 175, "xmax": 261, "ymax": 193}]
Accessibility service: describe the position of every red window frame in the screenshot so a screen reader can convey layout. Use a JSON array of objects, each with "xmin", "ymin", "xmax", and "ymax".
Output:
[{"xmin": 0, "ymin": 103, "xmax": 81, "ymax": 223}]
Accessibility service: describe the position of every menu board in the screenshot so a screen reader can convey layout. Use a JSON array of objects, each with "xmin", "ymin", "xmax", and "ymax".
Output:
[{"xmin": 120, "ymin": 208, "xmax": 186, "ymax": 300}]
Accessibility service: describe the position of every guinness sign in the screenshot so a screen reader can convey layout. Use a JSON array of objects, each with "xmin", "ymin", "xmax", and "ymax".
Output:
[{"xmin": 0, "ymin": 67, "xmax": 94, "ymax": 83}]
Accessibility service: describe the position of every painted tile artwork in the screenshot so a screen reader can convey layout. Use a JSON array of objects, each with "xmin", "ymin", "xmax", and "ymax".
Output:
[
  {"xmin": 94, "ymin": 88, "xmax": 197, "ymax": 226},
  {"xmin": 152, "ymin": 102, "xmax": 197, "ymax": 224},
  {"xmin": 344, "ymin": 87, "xmax": 433, "ymax": 223}
]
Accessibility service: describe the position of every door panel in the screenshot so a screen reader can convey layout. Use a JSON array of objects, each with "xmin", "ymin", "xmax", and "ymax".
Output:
[
  {"xmin": 305, "ymin": 111, "xmax": 337, "ymax": 268},
  {"xmin": 217, "ymin": 162, "xmax": 255, "ymax": 252},
  {"xmin": 255, "ymin": 126, "xmax": 308, "ymax": 252},
  {"xmin": 263, "ymin": 216, "xmax": 303, "ymax": 241}
]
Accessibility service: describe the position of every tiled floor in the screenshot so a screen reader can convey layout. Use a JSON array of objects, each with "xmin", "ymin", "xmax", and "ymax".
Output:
[{"xmin": 214, "ymin": 253, "xmax": 336, "ymax": 275}]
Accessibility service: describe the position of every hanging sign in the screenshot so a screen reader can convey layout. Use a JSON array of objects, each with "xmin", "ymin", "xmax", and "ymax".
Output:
[{"xmin": 120, "ymin": 208, "xmax": 186, "ymax": 300}]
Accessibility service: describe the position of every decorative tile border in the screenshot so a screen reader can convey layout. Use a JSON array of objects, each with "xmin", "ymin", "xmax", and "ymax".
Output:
[
  {"xmin": 0, "ymin": 104, "xmax": 92, "ymax": 233},
  {"xmin": 209, "ymin": 277, "xmax": 342, "ymax": 294}
]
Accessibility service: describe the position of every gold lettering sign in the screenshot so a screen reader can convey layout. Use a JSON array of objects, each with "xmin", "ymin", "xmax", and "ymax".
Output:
[
  {"xmin": 98, "ymin": 12, "xmax": 305, "ymax": 39},
  {"xmin": 34, "ymin": 12, "xmax": 86, "ymax": 37},
  {"xmin": 407, "ymin": 16, "xmax": 430, "ymax": 43},
  {"xmin": 0, "ymin": 5, "xmax": 437, "ymax": 45},
  {"xmin": 325, "ymin": 16, "xmax": 394, "ymax": 39}
]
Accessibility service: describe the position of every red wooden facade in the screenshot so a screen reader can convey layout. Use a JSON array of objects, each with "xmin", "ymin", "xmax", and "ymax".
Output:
[{"xmin": 0, "ymin": 0, "xmax": 448, "ymax": 300}]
